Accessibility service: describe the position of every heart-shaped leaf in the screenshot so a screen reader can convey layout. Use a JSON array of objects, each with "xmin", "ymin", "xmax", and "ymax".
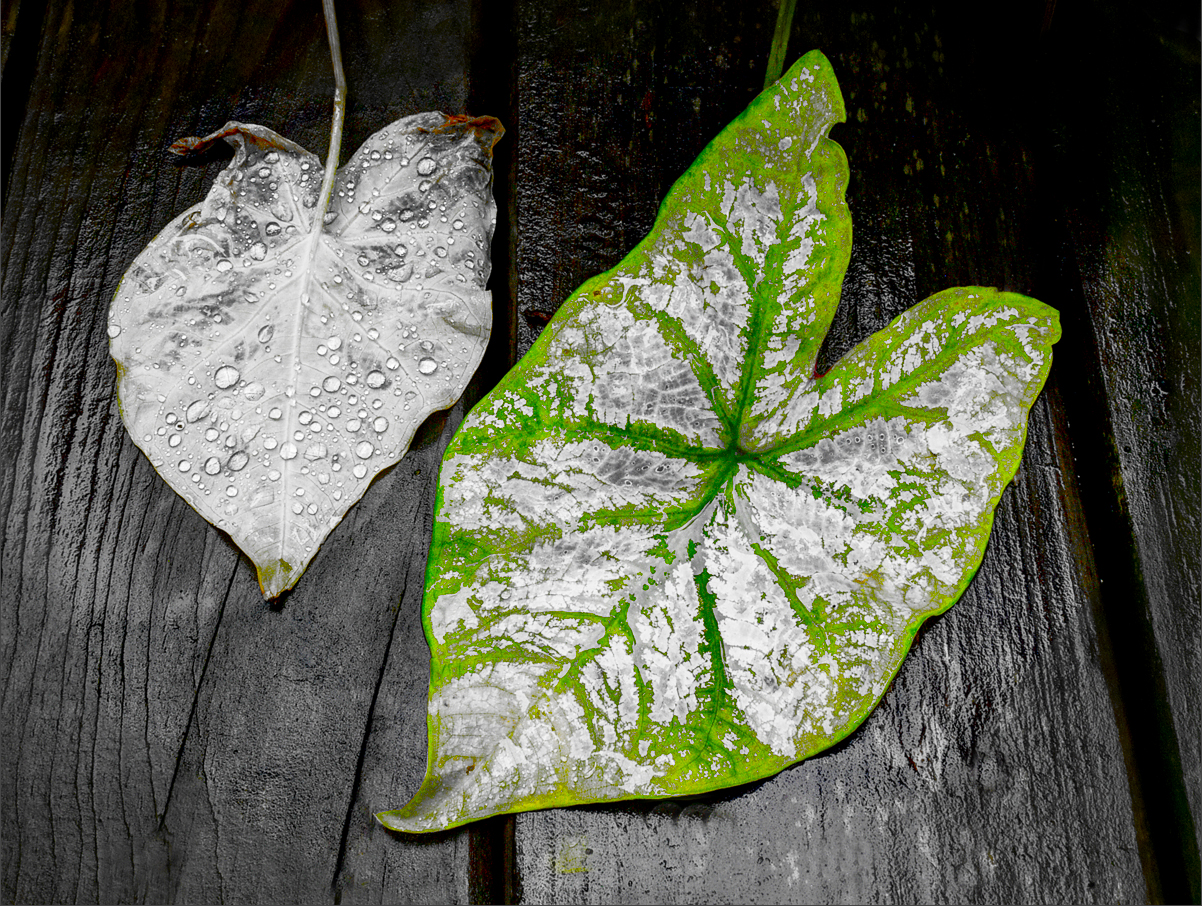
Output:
[
  {"xmin": 109, "ymin": 113, "xmax": 503, "ymax": 597},
  {"xmin": 380, "ymin": 51, "xmax": 1059, "ymax": 832}
]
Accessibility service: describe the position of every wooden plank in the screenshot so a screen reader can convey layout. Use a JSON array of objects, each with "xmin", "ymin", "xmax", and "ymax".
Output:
[
  {"xmin": 1033, "ymin": 7, "xmax": 1200, "ymax": 899},
  {"xmin": 0, "ymin": 0, "xmax": 491, "ymax": 901},
  {"xmin": 506, "ymin": 1, "xmax": 1150, "ymax": 902}
]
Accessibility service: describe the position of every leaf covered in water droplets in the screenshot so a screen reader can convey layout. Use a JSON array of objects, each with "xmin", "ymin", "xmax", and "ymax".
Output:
[
  {"xmin": 110, "ymin": 113, "xmax": 503, "ymax": 598},
  {"xmin": 380, "ymin": 51, "xmax": 1059, "ymax": 832}
]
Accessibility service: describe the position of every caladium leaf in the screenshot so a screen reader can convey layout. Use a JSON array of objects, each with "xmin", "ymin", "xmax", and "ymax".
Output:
[
  {"xmin": 109, "ymin": 113, "xmax": 503, "ymax": 598},
  {"xmin": 380, "ymin": 50, "xmax": 1059, "ymax": 832}
]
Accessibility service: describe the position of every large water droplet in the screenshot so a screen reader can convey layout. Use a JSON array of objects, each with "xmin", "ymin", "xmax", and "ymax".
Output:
[
  {"xmin": 107, "ymin": 324, "xmax": 122, "ymax": 338},
  {"xmin": 297, "ymin": 410, "xmax": 313, "ymax": 425},
  {"xmin": 418, "ymin": 357, "xmax": 438, "ymax": 375},
  {"xmin": 366, "ymin": 370, "xmax": 386, "ymax": 389},
  {"xmin": 416, "ymin": 157, "xmax": 436, "ymax": 176},
  {"xmin": 305, "ymin": 443, "xmax": 328, "ymax": 461},
  {"xmin": 268, "ymin": 407, "xmax": 283, "ymax": 420},
  {"xmin": 265, "ymin": 221, "xmax": 282, "ymax": 236},
  {"xmin": 372, "ymin": 416, "xmax": 389, "ymax": 433},
  {"xmin": 258, "ymin": 324, "xmax": 275, "ymax": 344},
  {"xmin": 249, "ymin": 242, "xmax": 267, "ymax": 260},
  {"xmin": 225, "ymin": 485, "xmax": 238, "ymax": 497},
  {"xmin": 327, "ymin": 336, "xmax": 343, "ymax": 351},
  {"xmin": 279, "ymin": 442, "xmax": 298, "ymax": 460},
  {"xmin": 186, "ymin": 400, "xmax": 211, "ymax": 422},
  {"xmin": 243, "ymin": 381, "xmax": 265, "ymax": 401},
  {"xmin": 204, "ymin": 457, "xmax": 222, "ymax": 475},
  {"xmin": 323, "ymin": 376, "xmax": 341, "ymax": 392},
  {"xmin": 178, "ymin": 460, "xmax": 192, "ymax": 473},
  {"xmin": 205, "ymin": 427, "xmax": 220, "ymax": 442},
  {"xmin": 380, "ymin": 219, "xmax": 397, "ymax": 233},
  {"xmin": 168, "ymin": 434, "xmax": 182, "ymax": 448},
  {"xmin": 215, "ymin": 258, "xmax": 233, "ymax": 272},
  {"xmin": 214, "ymin": 365, "xmax": 240, "ymax": 389},
  {"xmin": 228, "ymin": 450, "xmax": 249, "ymax": 471},
  {"xmin": 352, "ymin": 464, "xmax": 368, "ymax": 479},
  {"xmin": 258, "ymin": 166, "xmax": 272, "ymax": 178},
  {"xmin": 385, "ymin": 357, "xmax": 400, "ymax": 370},
  {"xmin": 264, "ymin": 437, "xmax": 279, "ymax": 450},
  {"xmin": 355, "ymin": 440, "xmax": 374, "ymax": 459}
]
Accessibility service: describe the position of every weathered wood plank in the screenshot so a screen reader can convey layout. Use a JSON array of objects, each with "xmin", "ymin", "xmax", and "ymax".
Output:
[
  {"xmin": 505, "ymin": 1, "xmax": 1151, "ymax": 902},
  {"xmin": 1033, "ymin": 8, "xmax": 1200, "ymax": 898},
  {"xmin": 1, "ymin": 0, "xmax": 490, "ymax": 902}
]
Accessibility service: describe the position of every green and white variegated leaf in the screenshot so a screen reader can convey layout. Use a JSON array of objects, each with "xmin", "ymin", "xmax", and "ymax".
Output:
[
  {"xmin": 109, "ymin": 113, "xmax": 503, "ymax": 598},
  {"xmin": 380, "ymin": 51, "xmax": 1060, "ymax": 832}
]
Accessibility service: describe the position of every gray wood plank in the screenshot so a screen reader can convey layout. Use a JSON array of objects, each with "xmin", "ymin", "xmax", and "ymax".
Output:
[
  {"xmin": 1037, "ymin": 10, "xmax": 1200, "ymax": 896},
  {"xmin": 505, "ymin": 1, "xmax": 1150, "ymax": 902},
  {"xmin": 0, "ymin": 0, "xmax": 488, "ymax": 902}
]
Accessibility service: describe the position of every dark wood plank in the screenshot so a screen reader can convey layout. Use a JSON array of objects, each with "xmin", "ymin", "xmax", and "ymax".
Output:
[
  {"xmin": 506, "ymin": 1, "xmax": 1152, "ymax": 902},
  {"xmin": 0, "ymin": 0, "xmax": 491, "ymax": 902},
  {"xmin": 1032, "ymin": 7, "xmax": 1200, "ymax": 898}
]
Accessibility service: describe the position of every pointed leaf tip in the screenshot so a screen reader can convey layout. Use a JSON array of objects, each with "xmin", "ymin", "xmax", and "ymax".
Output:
[
  {"xmin": 394, "ymin": 56, "xmax": 1058, "ymax": 830},
  {"xmin": 111, "ymin": 112, "xmax": 503, "ymax": 598}
]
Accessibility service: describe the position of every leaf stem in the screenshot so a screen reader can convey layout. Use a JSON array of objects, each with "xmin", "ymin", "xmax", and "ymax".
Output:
[
  {"xmin": 318, "ymin": 0, "xmax": 347, "ymax": 219},
  {"xmin": 764, "ymin": 0, "xmax": 798, "ymax": 89}
]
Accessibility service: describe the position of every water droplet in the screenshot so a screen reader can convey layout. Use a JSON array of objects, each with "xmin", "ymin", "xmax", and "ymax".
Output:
[
  {"xmin": 168, "ymin": 434, "xmax": 181, "ymax": 447},
  {"xmin": 205, "ymin": 427, "xmax": 220, "ymax": 442},
  {"xmin": 216, "ymin": 258, "xmax": 233, "ymax": 272},
  {"xmin": 370, "ymin": 149, "xmax": 381, "ymax": 161},
  {"xmin": 178, "ymin": 460, "xmax": 192, "ymax": 473},
  {"xmin": 204, "ymin": 457, "xmax": 222, "ymax": 475},
  {"xmin": 268, "ymin": 407, "xmax": 282, "ymax": 420},
  {"xmin": 265, "ymin": 221, "xmax": 281, "ymax": 236},
  {"xmin": 268, "ymin": 469, "xmax": 281, "ymax": 481},
  {"xmin": 327, "ymin": 336, "xmax": 343, "ymax": 351},
  {"xmin": 305, "ymin": 443, "xmax": 328, "ymax": 461},
  {"xmin": 452, "ymin": 219, "xmax": 464, "ymax": 230},
  {"xmin": 366, "ymin": 370, "xmax": 386, "ymax": 389},
  {"xmin": 346, "ymin": 418, "xmax": 362, "ymax": 432},
  {"xmin": 419, "ymin": 340, "xmax": 435, "ymax": 353},
  {"xmin": 214, "ymin": 365, "xmax": 240, "ymax": 389},
  {"xmin": 226, "ymin": 485, "xmax": 238, "ymax": 497},
  {"xmin": 394, "ymin": 244, "xmax": 407, "ymax": 257},
  {"xmin": 322, "ymin": 376, "xmax": 341, "ymax": 392},
  {"xmin": 380, "ymin": 219, "xmax": 397, "ymax": 233},
  {"xmin": 416, "ymin": 157, "xmax": 436, "ymax": 176},
  {"xmin": 359, "ymin": 201, "xmax": 372, "ymax": 214},
  {"xmin": 298, "ymin": 410, "xmax": 313, "ymax": 425},
  {"xmin": 418, "ymin": 357, "xmax": 438, "ymax": 375},
  {"xmin": 249, "ymin": 242, "xmax": 267, "ymax": 260},
  {"xmin": 372, "ymin": 416, "xmax": 389, "ymax": 432},
  {"xmin": 434, "ymin": 247, "xmax": 447, "ymax": 258},
  {"xmin": 229, "ymin": 451, "xmax": 249, "ymax": 471},
  {"xmin": 357, "ymin": 254, "xmax": 370, "ymax": 267},
  {"xmin": 328, "ymin": 405, "xmax": 341, "ymax": 418},
  {"xmin": 256, "ymin": 323, "xmax": 275, "ymax": 345},
  {"xmin": 280, "ymin": 442, "xmax": 298, "ymax": 460},
  {"xmin": 385, "ymin": 357, "xmax": 400, "ymax": 370},
  {"xmin": 107, "ymin": 324, "xmax": 122, "ymax": 338},
  {"xmin": 292, "ymin": 502, "xmax": 304, "ymax": 515},
  {"xmin": 186, "ymin": 400, "xmax": 211, "ymax": 422},
  {"xmin": 352, "ymin": 464, "xmax": 368, "ymax": 479},
  {"xmin": 258, "ymin": 166, "xmax": 271, "ymax": 178},
  {"xmin": 264, "ymin": 437, "xmax": 279, "ymax": 450}
]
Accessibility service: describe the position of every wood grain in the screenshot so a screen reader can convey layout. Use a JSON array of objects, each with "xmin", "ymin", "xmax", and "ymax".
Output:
[{"xmin": 2, "ymin": 0, "xmax": 1195, "ymax": 903}]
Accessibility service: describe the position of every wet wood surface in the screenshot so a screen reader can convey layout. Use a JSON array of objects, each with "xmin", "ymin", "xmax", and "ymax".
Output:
[{"xmin": 2, "ymin": 0, "xmax": 1197, "ymax": 903}]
